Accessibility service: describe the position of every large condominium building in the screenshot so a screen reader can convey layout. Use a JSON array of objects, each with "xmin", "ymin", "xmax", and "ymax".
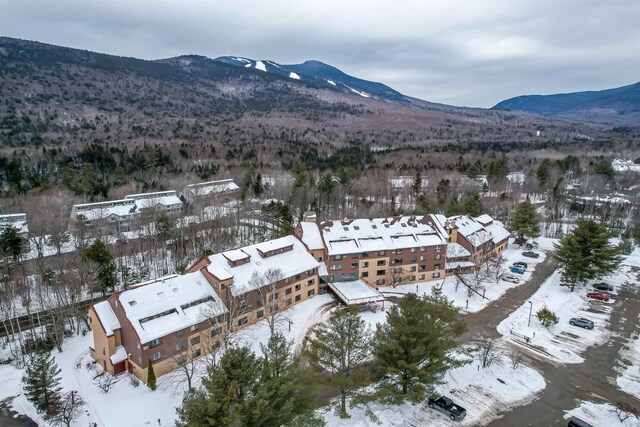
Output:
[
  {"xmin": 89, "ymin": 235, "xmax": 320, "ymax": 382},
  {"xmin": 182, "ymin": 179, "xmax": 239, "ymax": 204},
  {"xmin": 185, "ymin": 235, "xmax": 320, "ymax": 329},
  {"xmin": 296, "ymin": 215, "xmax": 448, "ymax": 288},
  {"xmin": 71, "ymin": 190, "xmax": 183, "ymax": 234},
  {"xmin": 296, "ymin": 213, "xmax": 511, "ymax": 285},
  {"xmin": 88, "ymin": 271, "xmax": 228, "ymax": 381},
  {"xmin": 0, "ymin": 213, "xmax": 29, "ymax": 238}
]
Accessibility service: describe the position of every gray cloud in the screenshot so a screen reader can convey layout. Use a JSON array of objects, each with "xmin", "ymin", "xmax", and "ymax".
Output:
[{"xmin": 1, "ymin": 0, "xmax": 638, "ymax": 107}]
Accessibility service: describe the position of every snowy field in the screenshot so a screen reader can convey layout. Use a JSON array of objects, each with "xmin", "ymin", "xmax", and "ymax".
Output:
[
  {"xmin": 565, "ymin": 401, "xmax": 640, "ymax": 426},
  {"xmin": 616, "ymin": 328, "xmax": 640, "ymax": 400},
  {"xmin": 383, "ymin": 241, "xmax": 548, "ymax": 314},
  {"xmin": 320, "ymin": 351, "xmax": 545, "ymax": 426},
  {"xmin": 498, "ymin": 249, "xmax": 640, "ymax": 364}
]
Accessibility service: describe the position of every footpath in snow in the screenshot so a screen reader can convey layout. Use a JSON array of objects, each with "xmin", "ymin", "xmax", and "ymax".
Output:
[{"xmin": 498, "ymin": 249, "xmax": 640, "ymax": 364}]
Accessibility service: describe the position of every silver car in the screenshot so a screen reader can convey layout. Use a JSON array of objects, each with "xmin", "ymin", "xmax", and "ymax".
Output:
[
  {"xmin": 502, "ymin": 274, "xmax": 521, "ymax": 284},
  {"xmin": 569, "ymin": 317, "xmax": 594, "ymax": 330}
]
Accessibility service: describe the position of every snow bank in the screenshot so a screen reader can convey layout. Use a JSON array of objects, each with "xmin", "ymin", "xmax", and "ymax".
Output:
[
  {"xmin": 565, "ymin": 401, "xmax": 639, "ymax": 426},
  {"xmin": 320, "ymin": 351, "xmax": 545, "ymax": 426}
]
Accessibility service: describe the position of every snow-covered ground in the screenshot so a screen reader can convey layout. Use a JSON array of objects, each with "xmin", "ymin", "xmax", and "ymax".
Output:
[
  {"xmin": 498, "ymin": 249, "xmax": 640, "ymax": 364},
  {"xmin": 320, "ymin": 351, "xmax": 545, "ymax": 426},
  {"xmin": 565, "ymin": 401, "xmax": 640, "ymax": 426},
  {"xmin": 616, "ymin": 327, "xmax": 640, "ymax": 399},
  {"xmin": 383, "ymin": 242, "xmax": 548, "ymax": 314}
]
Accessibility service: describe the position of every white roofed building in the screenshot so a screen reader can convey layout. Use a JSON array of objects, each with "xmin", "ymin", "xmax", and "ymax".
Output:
[
  {"xmin": 88, "ymin": 270, "xmax": 228, "ymax": 382},
  {"xmin": 0, "ymin": 213, "xmax": 30, "ymax": 250},
  {"xmin": 182, "ymin": 179, "xmax": 239, "ymax": 203}
]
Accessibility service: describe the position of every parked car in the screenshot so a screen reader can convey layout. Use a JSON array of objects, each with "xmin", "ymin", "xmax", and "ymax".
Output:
[
  {"xmin": 593, "ymin": 282, "xmax": 614, "ymax": 292},
  {"xmin": 586, "ymin": 292, "xmax": 610, "ymax": 302},
  {"xmin": 502, "ymin": 274, "xmax": 521, "ymax": 284},
  {"xmin": 510, "ymin": 266, "xmax": 525, "ymax": 274},
  {"xmin": 428, "ymin": 396, "xmax": 467, "ymax": 421},
  {"xmin": 567, "ymin": 416, "xmax": 594, "ymax": 427},
  {"xmin": 569, "ymin": 317, "xmax": 594, "ymax": 329},
  {"xmin": 513, "ymin": 261, "xmax": 528, "ymax": 270},
  {"xmin": 522, "ymin": 251, "xmax": 540, "ymax": 258}
]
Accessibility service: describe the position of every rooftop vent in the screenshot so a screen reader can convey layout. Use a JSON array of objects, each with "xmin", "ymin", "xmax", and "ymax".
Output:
[
  {"xmin": 128, "ymin": 301, "xmax": 137, "ymax": 307},
  {"xmin": 157, "ymin": 292, "xmax": 165, "ymax": 298}
]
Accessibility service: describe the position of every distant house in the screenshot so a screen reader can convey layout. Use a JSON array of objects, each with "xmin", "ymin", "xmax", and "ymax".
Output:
[
  {"xmin": 0, "ymin": 213, "xmax": 29, "ymax": 238},
  {"xmin": 70, "ymin": 190, "xmax": 183, "ymax": 235},
  {"xmin": 182, "ymin": 179, "xmax": 239, "ymax": 204}
]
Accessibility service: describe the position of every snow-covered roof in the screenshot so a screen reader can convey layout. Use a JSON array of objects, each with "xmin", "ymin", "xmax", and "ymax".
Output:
[
  {"xmin": 318, "ymin": 262, "xmax": 328, "ymax": 277},
  {"xmin": 110, "ymin": 345, "xmax": 127, "ymax": 364},
  {"xmin": 328, "ymin": 279, "xmax": 385, "ymax": 305},
  {"xmin": 299, "ymin": 222, "xmax": 325, "ymax": 251},
  {"xmin": 506, "ymin": 171, "xmax": 525, "ymax": 184},
  {"xmin": 451, "ymin": 215, "xmax": 493, "ymax": 247},
  {"xmin": 0, "ymin": 213, "xmax": 28, "ymax": 234},
  {"xmin": 183, "ymin": 179, "xmax": 239, "ymax": 197},
  {"xmin": 389, "ymin": 176, "xmax": 428, "ymax": 190},
  {"xmin": 484, "ymin": 220, "xmax": 510, "ymax": 244},
  {"xmin": 612, "ymin": 159, "xmax": 640, "ymax": 173},
  {"xmin": 321, "ymin": 216, "xmax": 445, "ymax": 256},
  {"xmin": 72, "ymin": 199, "xmax": 137, "ymax": 221},
  {"xmin": 125, "ymin": 191, "xmax": 183, "ymax": 209},
  {"xmin": 93, "ymin": 301, "xmax": 121, "ymax": 337},
  {"xmin": 475, "ymin": 214, "xmax": 493, "ymax": 226},
  {"xmin": 446, "ymin": 261, "xmax": 476, "ymax": 270},
  {"xmin": 222, "ymin": 249, "xmax": 249, "ymax": 262},
  {"xmin": 118, "ymin": 271, "xmax": 227, "ymax": 344},
  {"xmin": 447, "ymin": 243, "xmax": 471, "ymax": 258},
  {"xmin": 204, "ymin": 236, "xmax": 319, "ymax": 297}
]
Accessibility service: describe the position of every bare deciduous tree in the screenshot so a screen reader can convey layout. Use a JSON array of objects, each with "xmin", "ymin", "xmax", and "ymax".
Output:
[
  {"xmin": 477, "ymin": 338, "xmax": 502, "ymax": 368},
  {"xmin": 48, "ymin": 390, "xmax": 86, "ymax": 427},
  {"xmin": 252, "ymin": 267, "xmax": 287, "ymax": 336}
]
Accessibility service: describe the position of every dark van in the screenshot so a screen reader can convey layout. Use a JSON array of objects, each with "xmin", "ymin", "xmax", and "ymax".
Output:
[{"xmin": 567, "ymin": 416, "xmax": 593, "ymax": 427}]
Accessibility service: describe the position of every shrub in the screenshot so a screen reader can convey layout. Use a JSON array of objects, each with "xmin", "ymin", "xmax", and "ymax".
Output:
[
  {"xmin": 536, "ymin": 307, "xmax": 559, "ymax": 328},
  {"xmin": 147, "ymin": 360, "xmax": 156, "ymax": 391}
]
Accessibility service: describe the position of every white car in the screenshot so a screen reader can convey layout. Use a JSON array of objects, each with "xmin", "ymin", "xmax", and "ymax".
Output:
[{"xmin": 502, "ymin": 274, "xmax": 521, "ymax": 284}]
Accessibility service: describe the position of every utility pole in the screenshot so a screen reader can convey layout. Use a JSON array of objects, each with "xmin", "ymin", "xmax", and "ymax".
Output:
[{"xmin": 528, "ymin": 301, "xmax": 533, "ymax": 327}]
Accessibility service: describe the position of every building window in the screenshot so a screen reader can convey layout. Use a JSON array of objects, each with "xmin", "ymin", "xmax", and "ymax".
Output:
[
  {"xmin": 361, "ymin": 272, "xmax": 369, "ymax": 278},
  {"xmin": 191, "ymin": 336, "xmax": 201, "ymax": 346},
  {"xmin": 411, "ymin": 247, "xmax": 417, "ymax": 253},
  {"xmin": 377, "ymin": 260, "xmax": 386, "ymax": 266},
  {"xmin": 334, "ymin": 255, "xmax": 343, "ymax": 260},
  {"xmin": 211, "ymin": 327, "xmax": 222, "ymax": 337},
  {"xmin": 256, "ymin": 310, "xmax": 264, "ymax": 318},
  {"xmin": 295, "ymin": 284, "xmax": 301, "ymax": 291},
  {"xmin": 295, "ymin": 274, "xmax": 301, "ymax": 280},
  {"xmin": 409, "ymin": 275, "xmax": 416, "ymax": 281},
  {"xmin": 212, "ymin": 341, "xmax": 221, "ymax": 349},
  {"xmin": 192, "ymin": 349, "xmax": 201, "ymax": 358},
  {"xmin": 393, "ymin": 258, "xmax": 402, "ymax": 264},
  {"xmin": 419, "ymin": 274, "xmax": 425, "ymax": 280},
  {"xmin": 176, "ymin": 355, "xmax": 187, "ymax": 364},
  {"xmin": 375, "ymin": 279, "xmax": 385, "ymax": 285},
  {"xmin": 352, "ymin": 254, "xmax": 359, "ymax": 259},
  {"xmin": 393, "ymin": 267, "xmax": 402, "ymax": 273},
  {"xmin": 307, "ymin": 279, "xmax": 314, "ymax": 286},
  {"xmin": 190, "ymin": 324, "xmax": 200, "ymax": 332},
  {"xmin": 434, "ymin": 264, "xmax": 441, "ymax": 270},
  {"xmin": 432, "ymin": 272, "xmax": 441, "ymax": 278},
  {"xmin": 333, "ymin": 264, "xmax": 342, "ymax": 270},
  {"xmin": 435, "ymin": 254, "xmax": 441, "ymax": 260},
  {"xmin": 362, "ymin": 261, "xmax": 369, "ymax": 267},
  {"xmin": 436, "ymin": 245, "xmax": 442, "ymax": 252},
  {"xmin": 286, "ymin": 298, "xmax": 292, "ymax": 306},
  {"xmin": 238, "ymin": 317, "xmax": 248, "ymax": 326},
  {"xmin": 377, "ymin": 251, "xmax": 386, "ymax": 256},
  {"xmin": 295, "ymin": 295, "xmax": 301, "ymax": 302},
  {"xmin": 351, "ymin": 262, "xmax": 358, "ymax": 269},
  {"xmin": 410, "ymin": 266, "xmax": 417, "ymax": 272},
  {"xmin": 148, "ymin": 338, "xmax": 162, "ymax": 348},
  {"xmin": 286, "ymin": 287, "xmax": 292, "ymax": 295},
  {"xmin": 419, "ymin": 256, "xmax": 426, "ymax": 261},
  {"xmin": 411, "ymin": 257, "xmax": 417, "ymax": 262},
  {"xmin": 307, "ymin": 289, "xmax": 315, "ymax": 297},
  {"xmin": 308, "ymin": 268, "xmax": 315, "ymax": 274},
  {"xmin": 150, "ymin": 351, "xmax": 162, "ymax": 362},
  {"xmin": 176, "ymin": 330, "xmax": 184, "ymax": 338},
  {"xmin": 176, "ymin": 342, "xmax": 186, "ymax": 351},
  {"xmin": 377, "ymin": 270, "xmax": 386, "ymax": 276}
]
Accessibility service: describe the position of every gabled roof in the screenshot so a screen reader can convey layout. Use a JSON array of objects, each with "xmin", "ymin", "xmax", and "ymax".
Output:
[
  {"xmin": 93, "ymin": 301, "xmax": 121, "ymax": 337},
  {"xmin": 298, "ymin": 222, "xmax": 325, "ymax": 251}
]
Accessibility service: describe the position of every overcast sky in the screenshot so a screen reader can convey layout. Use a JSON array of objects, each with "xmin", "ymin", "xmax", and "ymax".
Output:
[{"xmin": 1, "ymin": 0, "xmax": 638, "ymax": 107}]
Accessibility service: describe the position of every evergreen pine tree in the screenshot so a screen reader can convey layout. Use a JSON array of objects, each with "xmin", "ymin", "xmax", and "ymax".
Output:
[
  {"xmin": 509, "ymin": 198, "xmax": 541, "ymax": 241},
  {"xmin": 411, "ymin": 172, "xmax": 422, "ymax": 196},
  {"xmin": 177, "ymin": 347, "xmax": 260, "ymax": 426},
  {"xmin": 245, "ymin": 333, "xmax": 318, "ymax": 426},
  {"xmin": 554, "ymin": 220, "xmax": 623, "ymax": 291},
  {"xmin": 0, "ymin": 225, "xmax": 24, "ymax": 262},
  {"xmin": 371, "ymin": 293, "xmax": 467, "ymax": 404},
  {"xmin": 462, "ymin": 193, "xmax": 483, "ymax": 217},
  {"xmin": 147, "ymin": 360, "xmax": 156, "ymax": 390},
  {"xmin": 22, "ymin": 351, "xmax": 62, "ymax": 415},
  {"xmin": 307, "ymin": 307, "xmax": 372, "ymax": 418}
]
